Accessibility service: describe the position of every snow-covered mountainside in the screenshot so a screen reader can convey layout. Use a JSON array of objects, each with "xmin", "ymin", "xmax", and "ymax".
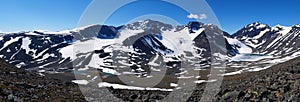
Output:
[
  {"xmin": 227, "ymin": 22, "xmax": 300, "ymax": 57},
  {"xmin": 0, "ymin": 20, "xmax": 233, "ymax": 75},
  {"xmin": 0, "ymin": 24, "xmax": 122, "ymax": 71},
  {"xmin": 1, "ymin": 20, "xmax": 300, "ymax": 78},
  {"xmin": 0, "ymin": 32, "xmax": 74, "ymax": 70},
  {"xmin": 73, "ymin": 20, "xmax": 234, "ymax": 77},
  {"xmin": 221, "ymin": 22, "xmax": 300, "ymax": 75}
]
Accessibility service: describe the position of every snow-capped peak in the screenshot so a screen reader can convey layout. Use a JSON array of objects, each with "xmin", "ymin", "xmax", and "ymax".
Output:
[
  {"xmin": 32, "ymin": 30, "xmax": 73, "ymax": 35},
  {"xmin": 271, "ymin": 24, "xmax": 292, "ymax": 34},
  {"xmin": 293, "ymin": 24, "xmax": 300, "ymax": 28},
  {"xmin": 245, "ymin": 22, "xmax": 269, "ymax": 30},
  {"xmin": 247, "ymin": 22, "xmax": 262, "ymax": 26},
  {"xmin": 71, "ymin": 24, "xmax": 102, "ymax": 32},
  {"xmin": 125, "ymin": 19, "xmax": 174, "ymax": 31}
]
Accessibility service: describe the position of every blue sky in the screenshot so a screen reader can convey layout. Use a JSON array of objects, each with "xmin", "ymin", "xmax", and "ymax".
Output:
[
  {"xmin": 208, "ymin": 0, "xmax": 300, "ymax": 33},
  {"xmin": 0, "ymin": 0, "xmax": 90, "ymax": 32},
  {"xmin": 1, "ymin": 0, "xmax": 300, "ymax": 34}
]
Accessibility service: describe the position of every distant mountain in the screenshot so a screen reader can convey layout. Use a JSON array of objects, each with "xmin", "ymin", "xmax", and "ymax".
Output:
[
  {"xmin": 0, "ymin": 20, "xmax": 234, "ymax": 76},
  {"xmin": 228, "ymin": 22, "xmax": 300, "ymax": 57},
  {"xmin": 1, "ymin": 20, "xmax": 300, "ymax": 77}
]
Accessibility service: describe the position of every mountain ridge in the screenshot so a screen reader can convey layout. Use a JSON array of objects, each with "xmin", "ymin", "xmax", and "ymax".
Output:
[{"xmin": 0, "ymin": 20, "xmax": 300, "ymax": 77}]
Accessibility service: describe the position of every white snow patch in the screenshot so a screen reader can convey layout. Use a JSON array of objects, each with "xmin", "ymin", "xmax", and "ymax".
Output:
[
  {"xmin": 35, "ymin": 30, "xmax": 72, "ymax": 35},
  {"xmin": 230, "ymin": 54, "xmax": 273, "ymax": 62},
  {"xmin": 60, "ymin": 45, "xmax": 74, "ymax": 59},
  {"xmin": 189, "ymin": 28, "xmax": 205, "ymax": 40},
  {"xmin": 194, "ymin": 79, "xmax": 217, "ymax": 84},
  {"xmin": 98, "ymin": 82, "xmax": 173, "ymax": 91},
  {"xmin": 0, "ymin": 37, "xmax": 21, "ymax": 51},
  {"xmin": 72, "ymin": 80, "xmax": 89, "ymax": 85},
  {"xmin": 25, "ymin": 32, "xmax": 40, "ymax": 35},
  {"xmin": 21, "ymin": 37, "xmax": 37, "ymax": 55},
  {"xmin": 256, "ymin": 24, "xmax": 267, "ymax": 29},
  {"xmin": 253, "ymin": 29, "xmax": 270, "ymax": 39},
  {"xmin": 267, "ymin": 26, "xmax": 292, "ymax": 48},
  {"xmin": 15, "ymin": 62, "xmax": 26, "ymax": 68},
  {"xmin": 226, "ymin": 37, "xmax": 252, "ymax": 53},
  {"xmin": 222, "ymin": 70, "xmax": 243, "ymax": 76},
  {"xmin": 170, "ymin": 83, "xmax": 178, "ymax": 87}
]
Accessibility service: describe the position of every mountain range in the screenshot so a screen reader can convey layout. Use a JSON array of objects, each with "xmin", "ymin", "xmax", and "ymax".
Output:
[{"xmin": 0, "ymin": 19, "xmax": 300, "ymax": 77}]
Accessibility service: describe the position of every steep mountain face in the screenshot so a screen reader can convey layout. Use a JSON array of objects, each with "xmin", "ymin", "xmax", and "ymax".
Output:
[
  {"xmin": 125, "ymin": 19, "xmax": 173, "ymax": 31},
  {"xmin": 258, "ymin": 25, "xmax": 300, "ymax": 56},
  {"xmin": 0, "ymin": 32, "xmax": 74, "ymax": 70},
  {"xmin": 73, "ymin": 25, "xmax": 122, "ymax": 40},
  {"xmin": 92, "ymin": 20, "xmax": 234, "ymax": 76},
  {"xmin": 0, "ymin": 25, "xmax": 122, "ymax": 71},
  {"xmin": 229, "ymin": 22, "xmax": 300, "ymax": 57},
  {"xmin": 0, "ymin": 20, "xmax": 234, "ymax": 76},
  {"xmin": 9, "ymin": 20, "xmax": 300, "ymax": 77},
  {"xmin": 226, "ymin": 22, "xmax": 272, "ymax": 53}
]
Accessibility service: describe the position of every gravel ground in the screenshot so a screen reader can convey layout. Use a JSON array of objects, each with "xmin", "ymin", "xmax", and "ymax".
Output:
[
  {"xmin": 0, "ymin": 59, "xmax": 86, "ymax": 101},
  {"xmin": 1, "ymin": 56, "xmax": 300, "ymax": 101},
  {"xmin": 214, "ymin": 57, "xmax": 300, "ymax": 102}
]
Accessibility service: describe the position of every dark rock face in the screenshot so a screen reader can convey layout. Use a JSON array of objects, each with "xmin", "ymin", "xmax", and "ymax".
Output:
[
  {"xmin": 74, "ymin": 25, "xmax": 122, "ymax": 40},
  {"xmin": 232, "ymin": 22, "xmax": 271, "ymax": 39},
  {"xmin": 0, "ymin": 33, "xmax": 74, "ymax": 70},
  {"xmin": 186, "ymin": 21, "xmax": 204, "ymax": 33},
  {"xmin": 193, "ymin": 31, "xmax": 211, "ymax": 60},
  {"xmin": 230, "ymin": 22, "xmax": 300, "ymax": 56},
  {"xmin": 257, "ymin": 26, "xmax": 300, "ymax": 56},
  {"xmin": 0, "ymin": 20, "xmax": 237, "ymax": 74},
  {"xmin": 185, "ymin": 22, "xmax": 238, "ymax": 57}
]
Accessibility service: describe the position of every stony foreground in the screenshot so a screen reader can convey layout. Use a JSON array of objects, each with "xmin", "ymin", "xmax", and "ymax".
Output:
[
  {"xmin": 0, "ymin": 59, "xmax": 85, "ymax": 101},
  {"xmin": 0, "ymin": 56, "xmax": 300, "ymax": 101},
  {"xmin": 214, "ymin": 56, "xmax": 300, "ymax": 102}
]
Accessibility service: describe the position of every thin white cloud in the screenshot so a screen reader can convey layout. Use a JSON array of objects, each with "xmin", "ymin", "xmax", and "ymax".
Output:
[
  {"xmin": 199, "ymin": 14, "xmax": 207, "ymax": 20},
  {"xmin": 187, "ymin": 14, "xmax": 199, "ymax": 19},
  {"xmin": 187, "ymin": 13, "xmax": 207, "ymax": 20}
]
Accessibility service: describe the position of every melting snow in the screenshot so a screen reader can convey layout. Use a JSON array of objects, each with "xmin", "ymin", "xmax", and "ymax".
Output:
[
  {"xmin": 21, "ymin": 37, "xmax": 37, "ymax": 55},
  {"xmin": 226, "ymin": 37, "xmax": 252, "ymax": 53},
  {"xmin": 194, "ymin": 79, "xmax": 217, "ymax": 83},
  {"xmin": 0, "ymin": 37, "xmax": 21, "ymax": 51},
  {"xmin": 60, "ymin": 45, "xmax": 74, "ymax": 59},
  {"xmin": 230, "ymin": 54, "xmax": 273, "ymax": 62},
  {"xmin": 98, "ymin": 82, "xmax": 173, "ymax": 91},
  {"xmin": 253, "ymin": 29, "xmax": 270, "ymax": 39},
  {"xmin": 189, "ymin": 28, "xmax": 205, "ymax": 40},
  {"xmin": 222, "ymin": 70, "xmax": 243, "ymax": 76},
  {"xmin": 72, "ymin": 80, "xmax": 89, "ymax": 85},
  {"xmin": 267, "ymin": 26, "xmax": 292, "ymax": 48},
  {"xmin": 170, "ymin": 83, "xmax": 178, "ymax": 87}
]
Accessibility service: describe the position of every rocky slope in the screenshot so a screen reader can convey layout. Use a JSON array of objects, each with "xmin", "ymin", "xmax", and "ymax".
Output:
[
  {"xmin": 215, "ymin": 56, "xmax": 300, "ymax": 101},
  {"xmin": 98, "ymin": 56, "xmax": 300, "ymax": 102},
  {"xmin": 0, "ymin": 59, "xmax": 85, "ymax": 101},
  {"xmin": 0, "ymin": 41, "xmax": 300, "ymax": 101},
  {"xmin": 229, "ymin": 22, "xmax": 300, "ymax": 56}
]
